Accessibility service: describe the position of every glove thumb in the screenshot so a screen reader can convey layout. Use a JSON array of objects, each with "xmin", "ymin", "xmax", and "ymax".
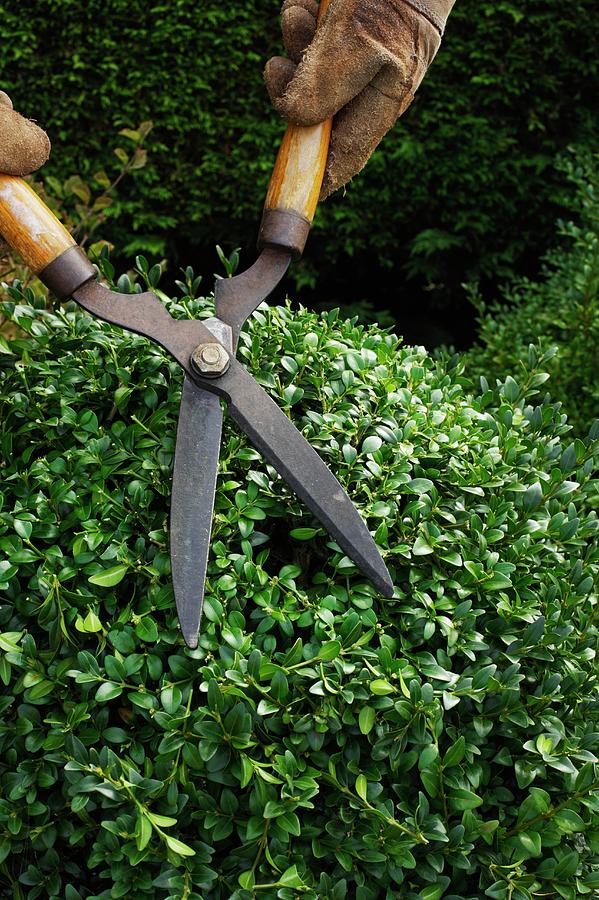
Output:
[{"xmin": 0, "ymin": 93, "xmax": 50, "ymax": 177}]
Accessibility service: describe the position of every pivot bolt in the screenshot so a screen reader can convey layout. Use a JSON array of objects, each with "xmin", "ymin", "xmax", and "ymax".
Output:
[{"xmin": 190, "ymin": 342, "xmax": 230, "ymax": 378}]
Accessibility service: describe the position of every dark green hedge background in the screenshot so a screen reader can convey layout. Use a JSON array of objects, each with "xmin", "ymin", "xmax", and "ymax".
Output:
[{"xmin": 1, "ymin": 0, "xmax": 598, "ymax": 341}]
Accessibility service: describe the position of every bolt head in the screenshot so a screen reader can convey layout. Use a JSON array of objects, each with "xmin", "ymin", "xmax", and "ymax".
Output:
[{"xmin": 190, "ymin": 342, "xmax": 230, "ymax": 378}]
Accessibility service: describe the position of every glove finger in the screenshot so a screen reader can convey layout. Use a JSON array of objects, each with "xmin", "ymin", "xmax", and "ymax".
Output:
[
  {"xmin": 274, "ymin": 9, "xmax": 385, "ymax": 127},
  {"xmin": 320, "ymin": 75, "xmax": 411, "ymax": 198},
  {"xmin": 281, "ymin": 0, "xmax": 319, "ymax": 14},
  {"xmin": 0, "ymin": 105, "xmax": 51, "ymax": 176},
  {"xmin": 0, "ymin": 91, "xmax": 13, "ymax": 109},
  {"xmin": 264, "ymin": 56, "xmax": 297, "ymax": 104},
  {"xmin": 281, "ymin": 4, "xmax": 317, "ymax": 62}
]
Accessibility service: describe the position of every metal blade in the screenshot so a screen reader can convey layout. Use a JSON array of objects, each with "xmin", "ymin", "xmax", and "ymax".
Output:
[
  {"xmin": 74, "ymin": 280, "xmax": 215, "ymax": 371},
  {"xmin": 215, "ymin": 246, "xmax": 291, "ymax": 346},
  {"xmin": 170, "ymin": 378, "xmax": 223, "ymax": 649},
  {"xmin": 220, "ymin": 362, "xmax": 394, "ymax": 597}
]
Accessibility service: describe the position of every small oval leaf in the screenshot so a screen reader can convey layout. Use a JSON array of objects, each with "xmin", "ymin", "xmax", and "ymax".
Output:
[{"xmin": 88, "ymin": 564, "xmax": 128, "ymax": 587}]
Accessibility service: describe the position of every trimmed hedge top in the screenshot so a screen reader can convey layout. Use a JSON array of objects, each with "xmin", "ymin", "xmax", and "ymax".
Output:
[{"xmin": 0, "ymin": 281, "xmax": 598, "ymax": 899}]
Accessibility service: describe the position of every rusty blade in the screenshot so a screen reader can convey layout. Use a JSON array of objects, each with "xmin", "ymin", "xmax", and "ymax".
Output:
[
  {"xmin": 163, "ymin": 249, "xmax": 294, "ymax": 646},
  {"xmin": 170, "ymin": 379, "xmax": 223, "ymax": 649},
  {"xmin": 169, "ymin": 318, "xmax": 233, "ymax": 649},
  {"xmin": 217, "ymin": 362, "xmax": 394, "ymax": 598}
]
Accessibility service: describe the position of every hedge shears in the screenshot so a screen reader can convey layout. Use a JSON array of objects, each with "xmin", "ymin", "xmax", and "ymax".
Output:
[{"xmin": 0, "ymin": 4, "xmax": 393, "ymax": 648}]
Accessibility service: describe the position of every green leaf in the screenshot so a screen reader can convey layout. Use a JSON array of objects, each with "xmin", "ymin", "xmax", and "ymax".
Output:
[
  {"xmin": 406, "ymin": 478, "xmax": 434, "ymax": 493},
  {"xmin": 554, "ymin": 850, "xmax": 579, "ymax": 879},
  {"xmin": 290, "ymin": 527, "xmax": 321, "ymax": 540},
  {"xmin": 420, "ymin": 887, "xmax": 446, "ymax": 900},
  {"xmin": 14, "ymin": 519, "xmax": 32, "ymax": 540},
  {"xmin": 522, "ymin": 482, "xmax": 543, "ymax": 510},
  {"xmin": 398, "ymin": 672, "xmax": 411, "ymax": 698},
  {"xmin": 440, "ymin": 551, "xmax": 462, "ymax": 567},
  {"xmin": 160, "ymin": 686, "xmax": 182, "ymax": 714},
  {"xmin": 263, "ymin": 800, "xmax": 286, "ymax": 819},
  {"xmin": 370, "ymin": 679, "xmax": 395, "ymax": 695},
  {"xmin": 239, "ymin": 755, "xmax": 254, "ymax": 788},
  {"xmin": 355, "ymin": 774, "xmax": 368, "ymax": 801},
  {"xmin": 95, "ymin": 682, "xmax": 123, "ymax": 702},
  {"xmin": 283, "ymin": 384, "xmax": 304, "ymax": 405},
  {"xmin": 238, "ymin": 871, "xmax": 255, "ymax": 890},
  {"xmin": 362, "ymin": 436, "xmax": 382, "ymax": 454},
  {"xmin": 342, "ymin": 444, "xmax": 357, "ymax": 464},
  {"xmin": 413, "ymin": 535, "xmax": 434, "ymax": 555},
  {"xmin": 135, "ymin": 617, "xmax": 158, "ymax": 642},
  {"xmin": 254, "ymin": 767, "xmax": 283, "ymax": 785},
  {"xmin": 0, "ymin": 631, "xmax": 23, "ymax": 653},
  {"xmin": 278, "ymin": 811, "xmax": 301, "ymax": 835},
  {"xmin": 516, "ymin": 831, "xmax": 542, "ymax": 857},
  {"xmin": 485, "ymin": 571, "xmax": 512, "ymax": 591},
  {"xmin": 318, "ymin": 640, "xmax": 341, "ymax": 661},
  {"xmin": 88, "ymin": 564, "xmax": 128, "ymax": 587},
  {"xmin": 278, "ymin": 865, "xmax": 304, "ymax": 889},
  {"xmin": 554, "ymin": 809, "xmax": 585, "ymax": 832},
  {"xmin": 0, "ymin": 334, "xmax": 14, "ymax": 355},
  {"xmin": 216, "ymin": 574, "xmax": 237, "ymax": 591},
  {"xmin": 358, "ymin": 706, "xmax": 376, "ymax": 735},
  {"xmin": 103, "ymin": 727, "xmax": 129, "ymax": 744},
  {"xmin": 443, "ymin": 736, "xmax": 466, "ymax": 768},
  {"xmin": 28, "ymin": 679, "xmax": 55, "ymax": 700},
  {"xmin": 164, "ymin": 835, "xmax": 195, "ymax": 857},
  {"xmin": 82, "ymin": 610, "xmax": 103, "ymax": 633},
  {"xmin": 280, "ymin": 356, "xmax": 298, "ymax": 376},
  {"xmin": 503, "ymin": 375, "xmax": 520, "ymax": 402},
  {"xmin": 448, "ymin": 788, "xmax": 483, "ymax": 810},
  {"xmin": 147, "ymin": 813, "xmax": 177, "ymax": 827},
  {"xmin": 137, "ymin": 814, "xmax": 152, "ymax": 851}
]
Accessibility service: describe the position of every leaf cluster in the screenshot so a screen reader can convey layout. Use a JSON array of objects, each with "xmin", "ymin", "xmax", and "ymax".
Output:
[
  {"xmin": 0, "ymin": 279, "xmax": 598, "ymax": 898},
  {"xmin": 465, "ymin": 149, "xmax": 599, "ymax": 436}
]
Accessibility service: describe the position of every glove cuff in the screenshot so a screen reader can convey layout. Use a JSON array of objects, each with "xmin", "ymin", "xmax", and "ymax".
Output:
[{"xmin": 398, "ymin": 0, "xmax": 455, "ymax": 36}]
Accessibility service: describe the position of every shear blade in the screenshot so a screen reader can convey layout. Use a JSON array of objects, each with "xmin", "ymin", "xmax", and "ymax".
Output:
[
  {"xmin": 216, "ymin": 360, "xmax": 394, "ymax": 597},
  {"xmin": 170, "ymin": 378, "xmax": 223, "ymax": 648}
]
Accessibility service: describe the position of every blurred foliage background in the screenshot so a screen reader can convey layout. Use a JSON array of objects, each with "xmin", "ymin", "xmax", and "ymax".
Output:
[
  {"xmin": 465, "ymin": 150, "xmax": 599, "ymax": 437},
  {"xmin": 0, "ymin": 0, "xmax": 598, "ymax": 348}
]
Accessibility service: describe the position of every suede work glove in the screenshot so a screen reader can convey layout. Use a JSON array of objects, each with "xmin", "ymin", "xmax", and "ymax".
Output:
[
  {"xmin": 265, "ymin": 0, "xmax": 455, "ymax": 198},
  {"xmin": 0, "ymin": 91, "xmax": 50, "ymax": 176}
]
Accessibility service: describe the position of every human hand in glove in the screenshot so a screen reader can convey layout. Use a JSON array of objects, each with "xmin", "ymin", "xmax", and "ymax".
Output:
[
  {"xmin": 0, "ymin": 91, "xmax": 50, "ymax": 176},
  {"xmin": 265, "ymin": 0, "xmax": 454, "ymax": 198}
]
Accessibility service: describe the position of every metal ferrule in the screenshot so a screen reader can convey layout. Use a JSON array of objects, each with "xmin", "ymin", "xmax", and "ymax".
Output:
[
  {"xmin": 38, "ymin": 245, "xmax": 97, "ymax": 299},
  {"xmin": 257, "ymin": 208, "xmax": 311, "ymax": 259}
]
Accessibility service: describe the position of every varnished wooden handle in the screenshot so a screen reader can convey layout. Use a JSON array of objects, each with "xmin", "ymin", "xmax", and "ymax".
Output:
[
  {"xmin": 0, "ymin": 175, "xmax": 75, "ymax": 273},
  {"xmin": 259, "ymin": 0, "xmax": 333, "ymax": 257},
  {"xmin": 264, "ymin": 118, "xmax": 332, "ymax": 222}
]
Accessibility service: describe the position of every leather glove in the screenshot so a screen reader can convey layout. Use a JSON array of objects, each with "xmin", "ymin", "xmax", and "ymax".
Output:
[
  {"xmin": 0, "ymin": 91, "xmax": 50, "ymax": 176},
  {"xmin": 265, "ymin": 0, "xmax": 455, "ymax": 198}
]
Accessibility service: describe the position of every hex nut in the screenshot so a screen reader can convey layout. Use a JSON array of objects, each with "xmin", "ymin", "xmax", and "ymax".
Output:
[{"xmin": 190, "ymin": 342, "xmax": 230, "ymax": 378}]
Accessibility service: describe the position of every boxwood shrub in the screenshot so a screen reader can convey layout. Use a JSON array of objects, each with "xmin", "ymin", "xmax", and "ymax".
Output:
[{"xmin": 0, "ymin": 276, "xmax": 598, "ymax": 899}]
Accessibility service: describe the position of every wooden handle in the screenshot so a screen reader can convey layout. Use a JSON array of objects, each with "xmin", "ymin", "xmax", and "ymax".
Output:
[
  {"xmin": 259, "ymin": 0, "xmax": 333, "ymax": 257},
  {"xmin": 264, "ymin": 118, "xmax": 332, "ymax": 221},
  {"xmin": 0, "ymin": 175, "xmax": 75, "ymax": 273}
]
